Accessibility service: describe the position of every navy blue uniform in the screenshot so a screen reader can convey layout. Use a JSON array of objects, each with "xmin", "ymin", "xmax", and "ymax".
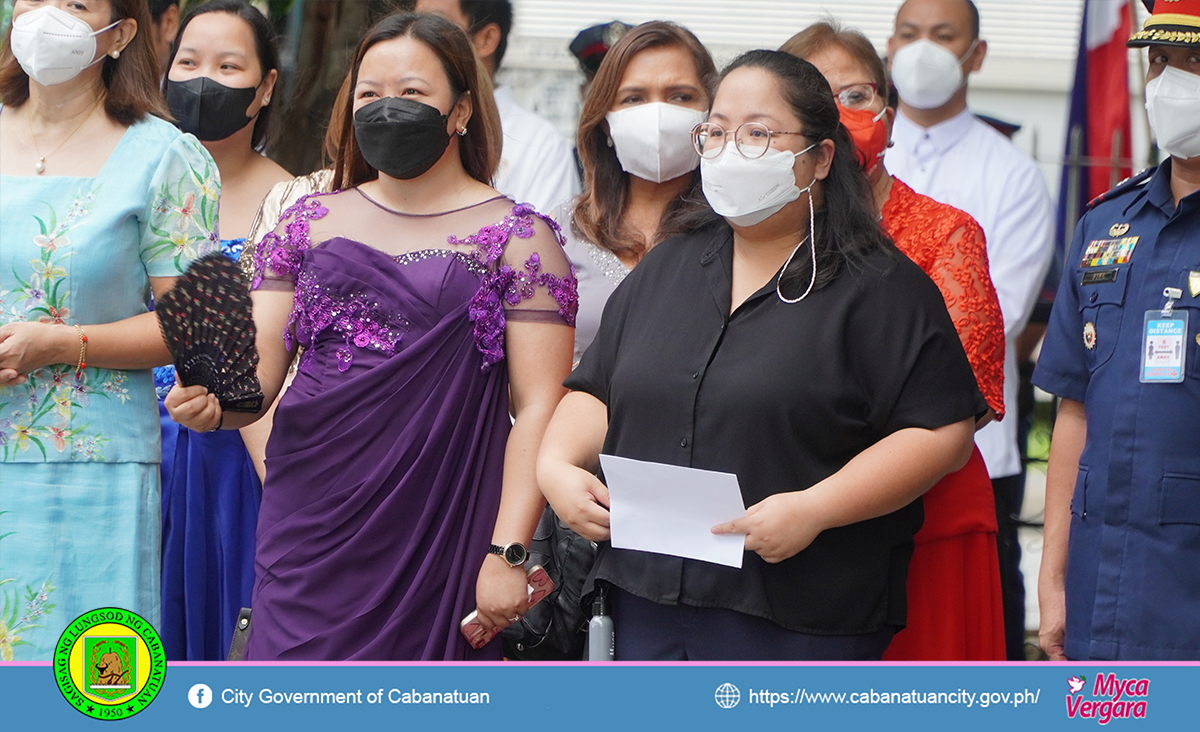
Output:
[{"xmin": 1034, "ymin": 162, "xmax": 1200, "ymax": 660}]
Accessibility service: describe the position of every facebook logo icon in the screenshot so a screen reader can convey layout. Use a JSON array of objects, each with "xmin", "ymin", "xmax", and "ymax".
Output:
[{"xmin": 189, "ymin": 683, "xmax": 214, "ymax": 709}]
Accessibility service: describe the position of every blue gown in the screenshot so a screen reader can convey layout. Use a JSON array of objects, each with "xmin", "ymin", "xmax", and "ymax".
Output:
[{"xmin": 157, "ymin": 237, "xmax": 262, "ymax": 661}]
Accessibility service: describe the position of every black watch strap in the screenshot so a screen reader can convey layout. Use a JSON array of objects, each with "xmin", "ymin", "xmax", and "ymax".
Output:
[{"xmin": 488, "ymin": 542, "xmax": 528, "ymax": 567}]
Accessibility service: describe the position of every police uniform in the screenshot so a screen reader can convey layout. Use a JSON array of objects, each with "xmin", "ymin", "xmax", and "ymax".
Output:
[{"xmin": 1033, "ymin": 161, "xmax": 1200, "ymax": 659}]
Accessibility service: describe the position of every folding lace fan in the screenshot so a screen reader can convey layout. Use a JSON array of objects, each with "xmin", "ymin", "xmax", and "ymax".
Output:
[{"xmin": 156, "ymin": 252, "xmax": 264, "ymax": 413}]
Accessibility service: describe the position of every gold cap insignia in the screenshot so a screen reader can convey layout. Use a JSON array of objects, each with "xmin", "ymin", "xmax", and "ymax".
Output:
[
  {"xmin": 1109, "ymin": 223, "xmax": 1130, "ymax": 237},
  {"xmin": 1190, "ymin": 270, "xmax": 1200, "ymax": 298},
  {"xmin": 1083, "ymin": 322, "xmax": 1097, "ymax": 350}
]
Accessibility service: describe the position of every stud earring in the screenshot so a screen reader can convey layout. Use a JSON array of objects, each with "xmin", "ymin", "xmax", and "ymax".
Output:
[{"xmin": 110, "ymin": 49, "xmax": 120, "ymax": 59}]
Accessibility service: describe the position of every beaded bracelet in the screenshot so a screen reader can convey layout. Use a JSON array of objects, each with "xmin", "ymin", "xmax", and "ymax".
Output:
[{"xmin": 74, "ymin": 323, "xmax": 88, "ymax": 378}]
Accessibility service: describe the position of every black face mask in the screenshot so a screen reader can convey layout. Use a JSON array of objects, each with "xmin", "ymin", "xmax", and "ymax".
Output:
[
  {"xmin": 354, "ymin": 97, "xmax": 453, "ymax": 180},
  {"xmin": 166, "ymin": 76, "xmax": 259, "ymax": 142}
]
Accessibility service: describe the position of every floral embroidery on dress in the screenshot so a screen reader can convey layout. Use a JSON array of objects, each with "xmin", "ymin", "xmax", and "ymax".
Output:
[
  {"xmin": 9, "ymin": 186, "xmax": 95, "ymax": 324},
  {"xmin": 143, "ymin": 150, "xmax": 221, "ymax": 270},
  {"xmin": 0, "ymin": 521, "xmax": 56, "ymax": 661},
  {"xmin": 0, "ymin": 365, "xmax": 113, "ymax": 461},
  {"xmin": 1, "ymin": 188, "xmax": 118, "ymax": 461},
  {"xmin": 251, "ymin": 195, "xmax": 332, "ymax": 289},
  {"xmin": 461, "ymin": 204, "xmax": 578, "ymax": 371},
  {"xmin": 252, "ymin": 193, "xmax": 409, "ymax": 373},
  {"xmin": 469, "ymin": 252, "xmax": 579, "ymax": 371},
  {"xmin": 1, "ymin": 139, "xmax": 219, "ymax": 462},
  {"xmin": 288, "ymin": 269, "xmax": 411, "ymax": 372},
  {"xmin": 261, "ymin": 198, "xmax": 577, "ymax": 375}
]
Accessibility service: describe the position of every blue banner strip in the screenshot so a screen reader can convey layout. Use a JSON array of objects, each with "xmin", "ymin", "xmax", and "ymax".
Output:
[{"xmin": 4, "ymin": 662, "xmax": 1197, "ymax": 730}]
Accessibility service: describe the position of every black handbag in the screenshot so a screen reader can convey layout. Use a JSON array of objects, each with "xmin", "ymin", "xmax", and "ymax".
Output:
[{"xmin": 501, "ymin": 506, "xmax": 598, "ymax": 660}]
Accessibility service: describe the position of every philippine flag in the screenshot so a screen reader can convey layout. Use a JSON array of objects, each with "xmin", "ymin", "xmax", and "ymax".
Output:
[{"xmin": 1057, "ymin": 0, "xmax": 1134, "ymax": 246}]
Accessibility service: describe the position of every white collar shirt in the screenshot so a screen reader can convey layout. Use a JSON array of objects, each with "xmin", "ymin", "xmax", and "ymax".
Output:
[
  {"xmin": 886, "ymin": 107, "xmax": 1055, "ymax": 479},
  {"xmin": 492, "ymin": 85, "xmax": 580, "ymax": 218}
]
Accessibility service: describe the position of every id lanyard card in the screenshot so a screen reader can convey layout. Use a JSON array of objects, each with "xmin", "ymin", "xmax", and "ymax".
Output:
[{"xmin": 1141, "ymin": 309, "xmax": 1188, "ymax": 383}]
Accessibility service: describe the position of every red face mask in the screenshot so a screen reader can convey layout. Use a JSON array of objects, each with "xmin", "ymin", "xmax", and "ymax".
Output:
[{"xmin": 838, "ymin": 103, "xmax": 889, "ymax": 173}]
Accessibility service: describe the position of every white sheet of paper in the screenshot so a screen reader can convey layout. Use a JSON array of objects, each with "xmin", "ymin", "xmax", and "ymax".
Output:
[{"xmin": 599, "ymin": 454, "xmax": 747, "ymax": 569}]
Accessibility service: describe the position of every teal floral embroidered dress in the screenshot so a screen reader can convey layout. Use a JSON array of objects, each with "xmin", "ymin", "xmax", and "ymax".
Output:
[{"xmin": 0, "ymin": 114, "xmax": 218, "ymax": 661}]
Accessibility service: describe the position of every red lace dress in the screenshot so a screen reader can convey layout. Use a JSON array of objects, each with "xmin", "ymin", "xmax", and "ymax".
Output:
[{"xmin": 880, "ymin": 178, "xmax": 1006, "ymax": 660}]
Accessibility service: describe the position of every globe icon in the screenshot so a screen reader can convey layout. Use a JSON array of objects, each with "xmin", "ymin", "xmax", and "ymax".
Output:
[{"xmin": 714, "ymin": 682, "xmax": 740, "ymax": 709}]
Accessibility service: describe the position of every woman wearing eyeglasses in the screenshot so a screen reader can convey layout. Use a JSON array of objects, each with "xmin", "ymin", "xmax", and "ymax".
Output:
[
  {"xmin": 537, "ymin": 49, "xmax": 986, "ymax": 660},
  {"xmin": 782, "ymin": 22, "xmax": 1006, "ymax": 661}
]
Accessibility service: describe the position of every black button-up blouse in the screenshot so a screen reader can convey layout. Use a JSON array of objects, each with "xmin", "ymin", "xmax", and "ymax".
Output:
[{"xmin": 565, "ymin": 222, "xmax": 987, "ymax": 635}]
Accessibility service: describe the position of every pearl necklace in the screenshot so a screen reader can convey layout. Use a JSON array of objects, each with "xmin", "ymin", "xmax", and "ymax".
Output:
[{"xmin": 27, "ymin": 96, "xmax": 104, "ymax": 175}]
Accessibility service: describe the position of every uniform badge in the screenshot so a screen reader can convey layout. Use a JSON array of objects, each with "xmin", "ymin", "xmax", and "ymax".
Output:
[
  {"xmin": 1081, "ymin": 236, "xmax": 1139, "ymax": 268},
  {"xmin": 1108, "ymin": 223, "xmax": 1130, "ymax": 237},
  {"xmin": 1083, "ymin": 322, "xmax": 1097, "ymax": 350},
  {"xmin": 1190, "ymin": 270, "xmax": 1200, "ymax": 298}
]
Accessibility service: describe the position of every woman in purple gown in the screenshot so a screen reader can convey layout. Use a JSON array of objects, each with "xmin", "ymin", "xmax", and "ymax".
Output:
[{"xmin": 165, "ymin": 13, "xmax": 577, "ymax": 660}]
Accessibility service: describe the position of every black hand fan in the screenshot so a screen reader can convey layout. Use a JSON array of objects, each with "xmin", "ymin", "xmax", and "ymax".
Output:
[{"xmin": 156, "ymin": 252, "xmax": 264, "ymax": 413}]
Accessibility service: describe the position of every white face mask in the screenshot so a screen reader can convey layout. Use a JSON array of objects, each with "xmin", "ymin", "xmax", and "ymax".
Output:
[
  {"xmin": 890, "ymin": 39, "xmax": 977, "ymax": 110},
  {"xmin": 10, "ymin": 6, "xmax": 119, "ymax": 87},
  {"xmin": 606, "ymin": 102, "xmax": 708, "ymax": 184},
  {"xmin": 701, "ymin": 143, "xmax": 816, "ymax": 227},
  {"xmin": 1145, "ymin": 66, "xmax": 1200, "ymax": 160}
]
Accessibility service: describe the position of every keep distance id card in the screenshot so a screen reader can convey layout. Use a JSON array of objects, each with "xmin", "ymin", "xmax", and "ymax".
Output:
[{"xmin": 1140, "ymin": 310, "xmax": 1188, "ymax": 383}]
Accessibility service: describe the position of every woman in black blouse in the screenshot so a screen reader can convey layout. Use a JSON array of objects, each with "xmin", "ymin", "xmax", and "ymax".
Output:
[{"xmin": 537, "ymin": 50, "xmax": 985, "ymax": 660}]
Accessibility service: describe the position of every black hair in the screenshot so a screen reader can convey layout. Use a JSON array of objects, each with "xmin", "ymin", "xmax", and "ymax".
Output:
[
  {"xmin": 148, "ymin": 0, "xmax": 180, "ymax": 24},
  {"xmin": 164, "ymin": 0, "xmax": 281, "ymax": 151},
  {"xmin": 459, "ymin": 0, "xmax": 513, "ymax": 69},
  {"xmin": 716, "ymin": 50, "xmax": 894, "ymax": 295}
]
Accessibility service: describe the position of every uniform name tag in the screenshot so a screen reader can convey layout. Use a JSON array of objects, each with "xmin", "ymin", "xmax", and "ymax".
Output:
[
  {"xmin": 1140, "ymin": 310, "xmax": 1188, "ymax": 383},
  {"xmin": 1082, "ymin": 269, "xmax": 1119, "ymax": 286},
  {"xmin": 1082, "ymin": 237, "xmax": 1138, "ymax": 267}
]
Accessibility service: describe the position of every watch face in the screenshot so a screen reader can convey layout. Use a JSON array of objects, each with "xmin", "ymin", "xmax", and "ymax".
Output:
[{"xmin": 503, "ymin": 543, "xmax": 528, "ymax": 566}]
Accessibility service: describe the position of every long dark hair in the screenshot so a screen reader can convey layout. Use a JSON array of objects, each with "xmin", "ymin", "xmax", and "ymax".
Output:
[
  {"xmin": 332, "ymin": 12, "xmax": 501, "ymax": 190},
  {"xmin": 164, "ymin": 0, "xmax": 280, "ymax": 151},
  {"xmin": 717, "ymin": 50, "xmax": 893, "ymax": 295},
  {"xmin": 0, "ymin": 0, "xmax": 169, "ymax": 125},
  {"xmin": 573, "ymin": 21, "xmax": 718, "ymax": 261}
]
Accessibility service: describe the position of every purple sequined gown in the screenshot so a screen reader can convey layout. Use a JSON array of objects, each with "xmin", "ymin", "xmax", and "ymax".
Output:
[{"xmin": 247, "ymin": 190, "xmax": 576, "ymax": 660}]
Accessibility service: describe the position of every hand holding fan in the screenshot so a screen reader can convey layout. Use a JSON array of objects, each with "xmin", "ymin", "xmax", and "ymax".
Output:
[{"xmin": 156, "ymin": 252, "xmax": 264, "ymax": 413}]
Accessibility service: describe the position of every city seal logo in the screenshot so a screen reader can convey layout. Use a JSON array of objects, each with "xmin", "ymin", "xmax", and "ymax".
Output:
[{"xmin": 53, "ymin": 608, "xmax": 166, "ymax": 720}]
